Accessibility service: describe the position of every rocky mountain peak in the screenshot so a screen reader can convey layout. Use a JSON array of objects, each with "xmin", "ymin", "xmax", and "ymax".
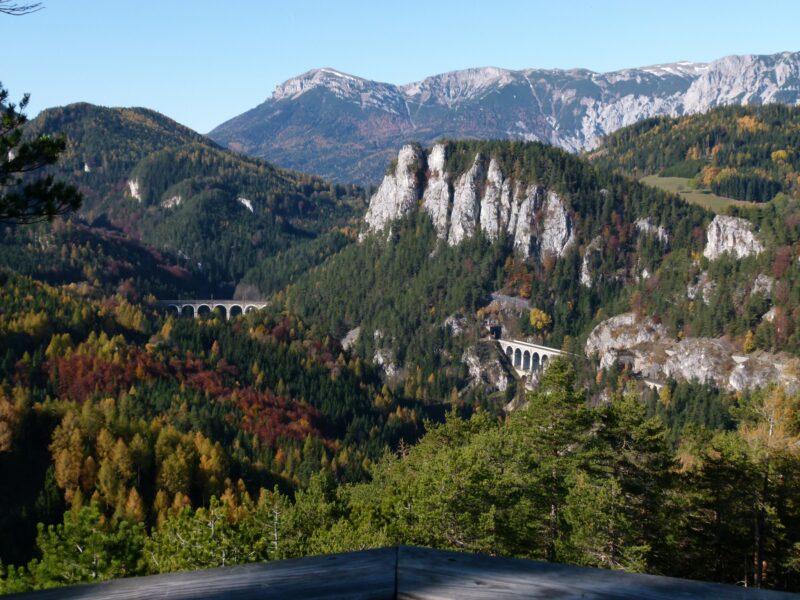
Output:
[
  {"xmin": 271, "ymin": 68, "xmax": 404, "ymax": 109},
  {"xmin": 401, "ymin": 67, "xmax": 517, "ymax": 106},
  {"xmin": 638, "ymin": 61, "xmax": 709, "ymax": 78},
  {"xmin": 210, "ymin": 50, "xmax": 800, "ymax": 184}
]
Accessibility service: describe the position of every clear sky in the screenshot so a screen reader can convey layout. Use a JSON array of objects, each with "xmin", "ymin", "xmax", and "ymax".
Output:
[{"xmin": 3, "ymin": 0, "xmax": 799, "ymax": 133}]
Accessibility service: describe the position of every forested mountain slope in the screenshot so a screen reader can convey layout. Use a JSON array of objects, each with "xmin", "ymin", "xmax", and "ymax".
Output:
[
  {"xmin": 591, "ymin": 104, "xmax": 800, "ymax": 202},
  {"xmin": 3, "ymin": 118, "xmax": 800, "ymax": 594},
  {"xmin": 18, "ymin": 104, "xmax": 365, "ymax": 296},
  {"xmin": 0, "ymin": 268, "xmax": 434, "ymax": 575},
  {"xmin": 269, "ymin": 139, "xmax": 800, "ymax": 402}
]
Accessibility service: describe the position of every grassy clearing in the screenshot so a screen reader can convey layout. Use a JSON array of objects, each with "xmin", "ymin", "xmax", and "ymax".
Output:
[{"xmin": 640, "ymin": 175, "xmax": 766, "ymax": 213}]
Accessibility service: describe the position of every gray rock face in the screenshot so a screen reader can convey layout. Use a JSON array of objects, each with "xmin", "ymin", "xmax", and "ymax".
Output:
[
  {"xmin": 363, "ymin": 144, "xmax": 422, "ymax": 235},
  {"xmin": 581, "ymin": 236, "xmax": 604, "ymax": 288},
  {"xmin": 449, "ymin": 156, "xmax": 485, "ymax": 246},
  {"xmin": 462, "ymin": 341, "xmax": 513, "ymax": 393},
  {"xmin": 128, "ymin": 179, "xmax": 142, "ymax": 202},
  {"xmin": 421, "ymin": 143, "xmax": 451, "ymax": 239},
  {"xmin": 373, "ymin": 348, "xmax": 401, "ymax": 380},
  {"xmin": 363, "ymin": 145, "xmax": 575, "ymax": 263},
  {"xmin": 727, "ymin": 352, "xmax": 800, "ymax": 394},
  {"xmin": 635, "ymin": 217, "xmax": 669, "ymax": 244},
  {"xmin": 479, "ymin": 158, "xmax": 511, "ymax": 242},
  {"xmin": 703, "ymin": 215, "xmax": 764, "ymax": 260},
  {"xmin": 586, "ymin": 312, "xmax": 800, "ymax": 392},
  {"xmin": 664, "ymin": 338, "xmax": 734, "ymax": 387},
  {"xmin": 511, "ymin": 186, "xmax": 539, "ymax": 258},
  {"xmin": 538, "ymin": 191, "xmax": 575, "ymax": 258},
  {"xmin": 687, "ymin": 271, "xmax": 717, "ymax": 305},
  {"xmin": 585, "ymin": 312, "xmax": 669, "ymax": 370},
  {"xmin": 752, "ymin": 273, "xmax": 774, "ymax": 296},
  {"xmin": 209, "ymin": 51, "xmax": 800, "ymax": 185},
  {"xmin": 341, "ymin": 327, "xmax": 361, "ymax": 351}
]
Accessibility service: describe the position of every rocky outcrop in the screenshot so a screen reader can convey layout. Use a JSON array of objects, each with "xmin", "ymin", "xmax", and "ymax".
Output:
[
  {"xmin": 664, "ymin": 338, "xmax": 734, "ymax": 387},
  {"xmin": 373, "ymin": 348, "xmax": 401, "ymax": 380},
  {"xmin": 752, "ymin": 273, "xmax": 774, "ymax": 296},
  {"xmin": 363, "ymin": 144, "xmax": 422, "ymax": 235},
  {"xmin": 538, "ymin": 191, "xmax": 574, "ymax": 258},
  {"xmin": 703, "ymin": 215, "xmax": 764, "ymax": 260},
  {"xmin": 581, "ymin": 236, "xmax": 604, "ymax": 288},
  {"xmin": 586, "ymin": 312, "xmax": 800, "ymax": 392},
  {"xmin": 462, "ymin": 341, "xmax": 513, "ymax": 393},
  {"xmin": 448, "ymin": 156, "xmax": 484, "ymax": 246},
  {"xmin": 341, "ymin": 327, "xmax": 360, "ymax": 351},
  {"xmin": 585, "ymin": 312, "xmax": 669, "ymax": 370},
  {"xmin": 728, "ymin": 352, "xmax": 800, "ymax": 394},
  {"xmin": 444, "ymin": 313, "xmax": 468, "ymax": 336},
  {"xmin": 363, "ymin": 145, "xmax": 575, "ymax": 263},
  {"xmin": 510, "ymin": 185, "xmax": 538, "ymax": 258},
  {"xmin": 238, "ymin": 197, "xmax": 254, "ymax": 213},
  {"xmin": 687, "ymin": 271, "xmax": 717, "ymax": 305},
  {"xmin": 421, "ymin": 144, "xmax": 450, "ymax": 239},
  {"xmin": 128, "ymin": 179, "xmax": 142, "ymax": 202},
  {"xmin": 479, "ymin": 158, "xmax": 512, "ymax": 241},
  {"xmin": 635, "ymin": 217, "xmax": 669, "ymax": 244},
  {"xmin": 162, "ymin": 195, "xmax": 182, "ymax": 209}
]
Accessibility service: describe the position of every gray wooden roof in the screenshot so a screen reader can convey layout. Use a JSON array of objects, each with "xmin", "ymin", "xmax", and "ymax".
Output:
[{"xmin": 7, "ymin": 546, "xmax": 797, "ymax": 599}]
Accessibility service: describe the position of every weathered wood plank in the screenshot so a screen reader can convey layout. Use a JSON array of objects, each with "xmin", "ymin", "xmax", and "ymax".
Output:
[
  {"xmin": 396, "ymin": 546, "xmax": 797, "ymax": 600},
  {"xmin": 6, "ymin": 547, "xmax": 397, "ymax": 600},
  {"xmin": 8, "ymin": 546, "xmax": 798, "ymax": 599}
]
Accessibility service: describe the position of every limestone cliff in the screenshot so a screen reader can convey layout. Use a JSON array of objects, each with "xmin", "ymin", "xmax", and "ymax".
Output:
[
  {"xmin": 585, "ymin": 312, "xmax": 800, "ymax": 393},
  {"xmin": 703, "ymin": 215, "xmax": 764, "ymax": 260},
  {"xmin": 362, "ymin": 143, "xmax": 574, "ymax": 262},
  {"xmin": 421, "ymin": 144, "xmax": 451, "ymax": 239},
  {"xmin": 363, "ymin": 144, "xmax": 423, "ymax": 235}
]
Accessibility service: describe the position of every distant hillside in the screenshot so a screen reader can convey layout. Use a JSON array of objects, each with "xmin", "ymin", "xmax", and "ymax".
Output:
[
  {"xmin": 25, "ymin": 103, "xmax": 209, "ymax": 214},
  {"xmin": 271, "ymin": 139, "xmax": 800, "ymax": 402},
  {"xmin": 274, "ymin": 140, "xmax": 705, "ymax": 380},
  {"xmin": 208, "ymin": 51, "xmax": 800, "ymax": 184},
  {"xmin": 591, "ymin": 104, "xmax": 800, "ymax": 203},
  {"xmin": 19, "ymin": 103, "xmax": 366, "ymax": 296}
]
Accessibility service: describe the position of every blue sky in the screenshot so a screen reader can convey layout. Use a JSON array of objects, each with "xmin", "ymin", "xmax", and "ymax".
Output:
[{"xmin": 3, "ymin": 0, "xmax": 799, "ymax": 132}]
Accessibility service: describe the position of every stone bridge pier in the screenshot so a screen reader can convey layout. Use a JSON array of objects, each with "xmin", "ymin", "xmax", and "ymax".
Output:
[
  {"xmin": 158, "ymin": 300, "xmax": 268, "ymax": 320},
  {"xmin": 498, "ymin": 339, "xmax": 567, "ymax": 375}
]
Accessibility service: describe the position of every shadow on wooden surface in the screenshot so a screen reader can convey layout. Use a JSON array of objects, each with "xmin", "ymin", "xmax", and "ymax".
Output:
[{"xmin": 7, "ymin": 546, "xmax": 798, "ymax": 599}]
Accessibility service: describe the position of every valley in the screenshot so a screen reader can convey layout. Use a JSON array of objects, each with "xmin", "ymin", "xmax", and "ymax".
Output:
[{"xmin": 2, "ymin": 40, "xmax": 800, "ymax": 595}]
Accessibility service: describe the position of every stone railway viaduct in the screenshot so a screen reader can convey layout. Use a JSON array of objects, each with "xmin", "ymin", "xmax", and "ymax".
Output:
[
  {"xmin": 158, "ymin": 300, "xmax": 268, "ymax": 320},
  {"xmin": 497, "ymin": 338, "xmax": 568, "ymax": 374}
]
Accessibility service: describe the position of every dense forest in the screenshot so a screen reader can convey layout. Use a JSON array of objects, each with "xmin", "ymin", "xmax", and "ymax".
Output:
[
  {"xmin": 2, "ymin": 342, "xmax": 798, "ymax": 592},
  {"xmin": 3, "ymin": 97, "xmax": 800, "ymax": 594},
  {"xmin": 0, "ymin": 268, "xmax": 438, "ymax": 585},
  {"xmin": 22, "ymin": 103, "xmax": 366, "ymax": 296},
  {"xmin": 592, "ymin": 104, "xmax": 800, "ymax": 202}
]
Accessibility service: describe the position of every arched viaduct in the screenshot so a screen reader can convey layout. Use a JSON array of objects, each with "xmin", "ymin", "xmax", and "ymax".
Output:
[
  {"xmin": 158, "ymin": 300, "xmax": 268, "ymax": 320},
  {"xmin": 498, "ymin": 339, "xmax": 568, "ymax": 374}
]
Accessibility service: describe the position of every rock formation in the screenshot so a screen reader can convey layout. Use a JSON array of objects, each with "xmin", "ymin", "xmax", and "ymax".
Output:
[
  {"xmin": 363, "ymin": 144, "xmax": 422, "ymax": 235},
  {"xmin": 362, "ymin": 144, "xmax": 574, "ymax": 262},
  {"xmin": 585, "ymin": 312, "xmax": 800, "ymax": 393},
  {"xmin": 703, "ymin": 215, "xmax": 764, "ymax": 260}
]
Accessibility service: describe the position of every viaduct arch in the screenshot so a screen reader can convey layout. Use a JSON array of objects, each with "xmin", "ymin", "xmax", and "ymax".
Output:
[
  {"xmin": 498, "ymin": 339, "xmax": 568, "ymax": 375},
  {"xmin": 159, "ymin": 300, "xmax": 268, "ymax": 320}
]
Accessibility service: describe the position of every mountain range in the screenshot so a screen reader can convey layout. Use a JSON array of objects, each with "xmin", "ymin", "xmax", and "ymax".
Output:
[{"xmin": 208, "ymin": 51, "xmax": 800, "ymax": 184}]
